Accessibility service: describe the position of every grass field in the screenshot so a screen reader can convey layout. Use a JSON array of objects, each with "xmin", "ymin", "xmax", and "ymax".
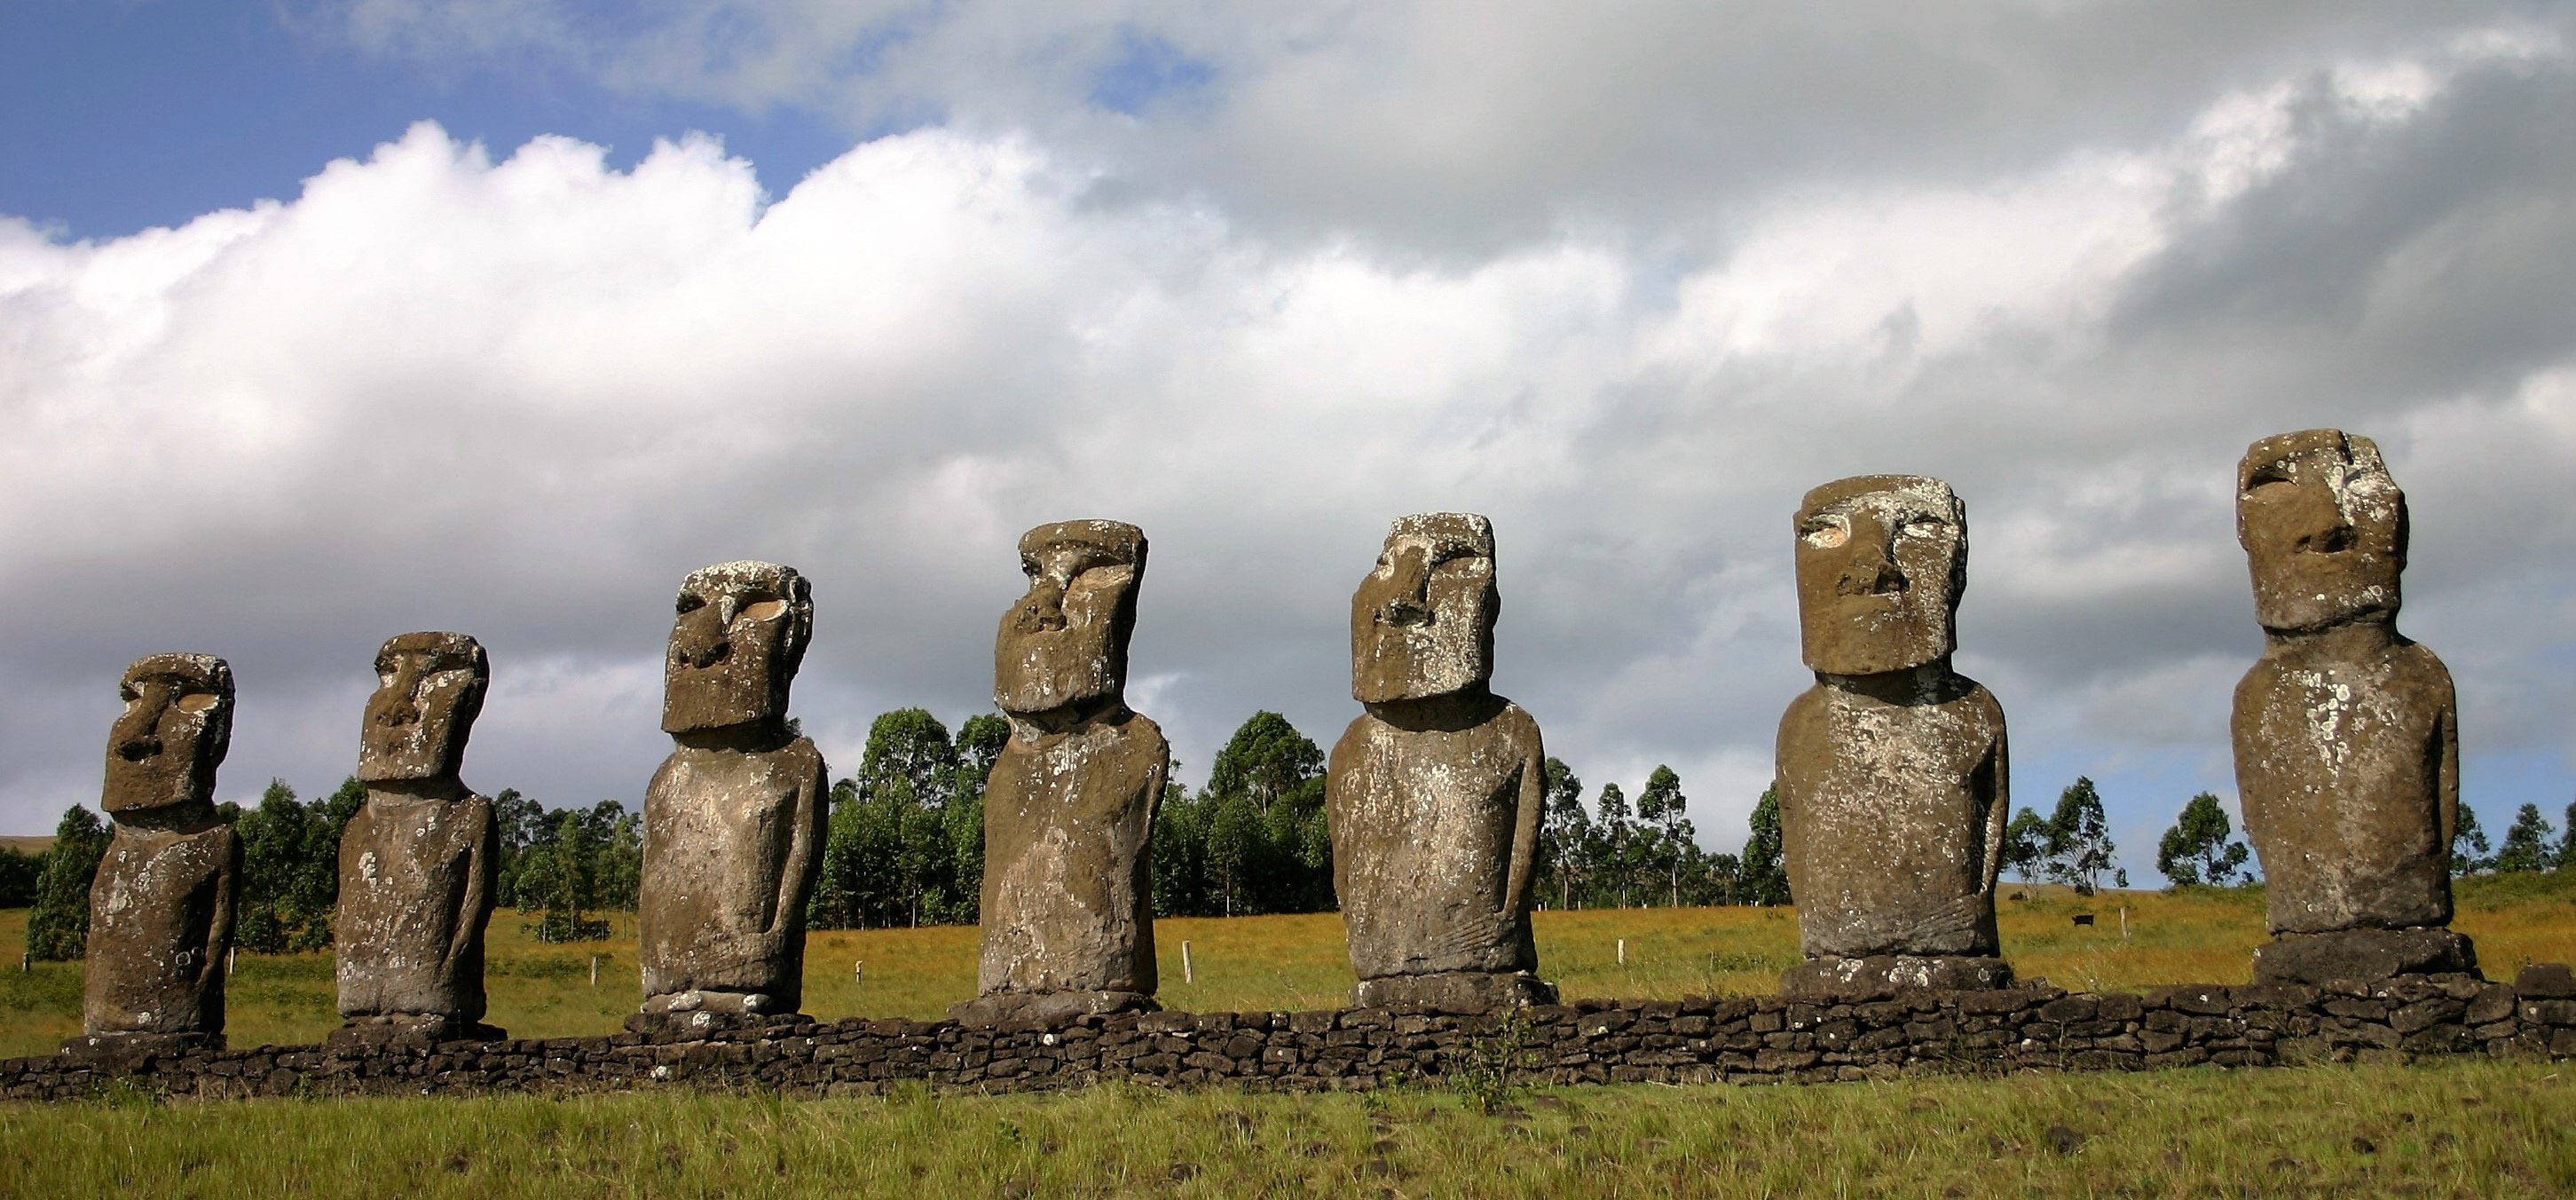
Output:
[
  {"xmin": 6, "ymin": 875, "xmax": 2576, "ymax": 1061},
  {"xmin": 2, "ymin": 1059, "xmax": 2571, "ymax": 1196}
]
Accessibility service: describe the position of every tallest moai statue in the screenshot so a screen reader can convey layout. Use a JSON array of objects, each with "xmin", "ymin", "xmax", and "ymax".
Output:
[
  {"xmin": 2233, "ymin": 430, "xmax": 2474, "ymax": 985},
  {"xmin": 73, "ymin": 653, "xmax": 243, "ymax": 1055}
]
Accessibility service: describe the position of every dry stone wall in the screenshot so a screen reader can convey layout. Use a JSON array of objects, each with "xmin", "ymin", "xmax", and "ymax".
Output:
[{"xmin": 13, "ymin": 966, "xmax": 2576, "ymax": 1103}]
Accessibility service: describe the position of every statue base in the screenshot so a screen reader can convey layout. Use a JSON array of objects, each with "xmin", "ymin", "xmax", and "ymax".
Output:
[
  {"xmin": 1352, "ymin": 970, "xmax": 1556, "ymax": 1013},
  {"xmin": 2252, "ymin": 928, "xmax": 2478, "ymax": 986},
  {"xmin": 947, "ymin": 990, "xmax": 1159, "ymax": 1027},
  {"xmin": 640, "ymin": 988, "xmax": 783, "ymax": 1016},
  {"xmin": 327, "ymin": 1014, "xmax": 508, "ymax": 1049},
  {"xmin": 1781, "ymin": 955, "xmax": 2016, "ymax": 1001},
  {"xmin": 59, "ymin": 1031, "xmax": 223, "ymax": 1062}
]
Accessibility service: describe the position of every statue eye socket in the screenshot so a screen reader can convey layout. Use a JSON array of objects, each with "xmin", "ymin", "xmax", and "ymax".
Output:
[
  {"xmin": 1902, "ymin": 514, "xmax": 1948, "ymax": 536},
  {"xmin": 174, "ymin": 692, "xmax": 221, "ymax": 714},
  {"xmin": 741, "ymin": 599, "xmax": 788, "ymax": 622},
  {"xmin": 1801, "ymin": 521, "xmax": 1847, "ymax": 548},
  {"xmin": 2245, "ymin": 462, "xmax": 2296, "ymax": 492},
  {"xmin": 675, "ymin": 593, "xmax": 705, "ymax": 614}
]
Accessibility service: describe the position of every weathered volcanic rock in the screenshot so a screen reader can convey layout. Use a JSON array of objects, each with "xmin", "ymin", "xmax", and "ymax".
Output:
[
  {"xmin": 2233, "ymin": 430, "xmax": 2467, "ymax": 977},
  {"xmin": 956, "ymin": 519, "xmax": 1168, "ymax": 1027},
  {"xmin": 82, "ymin": 654, "xmax": 241, "ymax": 1046},
  {"xmin": 639, "ymin": 562, "xmax": 829, "ymax": 1016},
  {"xmin": 1328, "ymin": 514, "xmax": 1552, "ymax": 1009},
  {"xmin": 335, "ymin": 633, "xmax": 502, "ymax": 1038},
  {"xmin": 1776, "ymin": 477, "xmax": 2011, "ymax": 998}
]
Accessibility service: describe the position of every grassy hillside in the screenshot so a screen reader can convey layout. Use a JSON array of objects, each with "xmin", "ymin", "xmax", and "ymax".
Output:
[
  {"xmin": 3, "ymin": 1060, "xmax": 2570, "ymax": 1196},
  {"xmin": 4, "ymin": 873, "xmax": 2573, "ymax": 1061}
]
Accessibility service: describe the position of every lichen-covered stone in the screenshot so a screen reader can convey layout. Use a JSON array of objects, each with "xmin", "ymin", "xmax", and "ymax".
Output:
[
  {"xmin": 1776, "ymin": 477, "xmax": 2010, "ymax": 996},
  {"xmin": 954, "ymin": 522, "xmax": 1167, "ymax": 1026},
  {"xmin": 639, "ymin": 562, "xmax": 828, "ymax": 1016},
  {"xmin": 82, "ymin": 654, "xmax": 241, "ymax": 1045},
  {"xmin": 1328, "ymin": 514, "xmax": 1551, "ymax": 1008},
  {"xmin": 2233, "ymin": 431, "xmax": 2466, "ymax": 975},
  {"xmin": 335, "ymin": 633, "xmax": 502, "ymax": 1038}
]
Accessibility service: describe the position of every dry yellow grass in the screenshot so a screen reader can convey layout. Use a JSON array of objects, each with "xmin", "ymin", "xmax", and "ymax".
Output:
[{"xmin": 5, "ymin": 872, "xmax": 2573, "ymax": 1061}]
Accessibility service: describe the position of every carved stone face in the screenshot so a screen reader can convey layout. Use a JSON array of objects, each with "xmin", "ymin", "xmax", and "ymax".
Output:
[
  {"xmin": 1794, "ymin": 475, "xmax": 1966, "ymax": 675},
  {"xmin": 358, "ymin": 632, "xmax": 489, "ymax": 783},
  {"xmin": 995, "ymin": 520, "xmax": 1146, "ymax": 716},
  {"xmin": 101, "ymin": 653, "xmax": 233, "ymax": 814},
  {"xmin": 1351, "ymin": 513, "xmax": 1498, "ymax": 705},
  {"xmin": 2237, "ymin": 429, "xmax": 2407, "ymax": 634},
  {"xmin": 663, "ymin": 561, "xmax": 813, "ymax": 734}
]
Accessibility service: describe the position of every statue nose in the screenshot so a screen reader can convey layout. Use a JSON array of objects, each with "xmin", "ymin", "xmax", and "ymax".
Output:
[
  {"xmin": 115, "ymin": 734, "xmax": 162, "ymax": 762},
  {"xmin": 1018, "ymin": 591, "xmax": 1068, "ymax": 634},
  {"xmin": 1377, "ymin": 548, "xmax": 1433, "ymax": 627},
  {"xmin": 1835, "ymin": 517, "xmax": 1908, "ymax": 597}
]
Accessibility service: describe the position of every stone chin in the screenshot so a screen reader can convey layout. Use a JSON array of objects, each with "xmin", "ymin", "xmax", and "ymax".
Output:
[
  {"xmin": 1352, "ymin": 635, "xmax": 1489, "ymax": 705},
  {"xmin": 1800, "ymin": 608, "xmax": 1952, "ymax": 677}
]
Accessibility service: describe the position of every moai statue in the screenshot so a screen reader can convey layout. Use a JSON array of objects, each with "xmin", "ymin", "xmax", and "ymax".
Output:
[
  {"xmin": 2233, "ymin": 430, "xmax": 2472, "ymax": 984},
  {"xmin": 636, "ymin": 562, "xmax": 829, "ymax": 1026},
  {"xmin": 70, "ymin": 653, "xmax": 242, "ymax": 1055},
  {"xmin": 332, "ymin": 633, "xmax": 503, "ymax": 1046},
  {"xmin": 1327, "ymin": 513, "xmax": 1555, "ymax": 1012},
  {"xmin": 1776, "ymin": 476, "xmax": 2013, "ymax": 1000},
  {"xmin": 949, "ymin": 521, "xmax": 1170, "ymax": 1026}
]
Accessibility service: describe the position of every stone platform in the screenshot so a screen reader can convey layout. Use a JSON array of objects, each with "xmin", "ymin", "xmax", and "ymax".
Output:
[{"xmin": 9, "ymin": 964, "xmax": 2575, "ymax": 1103}]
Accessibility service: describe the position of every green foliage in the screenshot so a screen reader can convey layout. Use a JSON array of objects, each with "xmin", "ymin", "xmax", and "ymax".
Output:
[
  {"xmin": 810, "ymin": 708, "xmax": 994, "ymax": 929},
  {"xmin": 1737, "ymin": 785, "xmax": 1790, "ymax": 907},
  {"xmin": 2493, "ymin": 802, "xmax": 2557, "ymax": 875},
  {"xmin": 514, "ymin": 803, "xmax": 638, "ymax": 943},
  {"xmin": 234, "ymin": 778, "xmax": 365, "ymax": 953},
  {"xmin": 2002, "ymin": 807, "xmax": 2051, "ymax": 882},
  {"xmin": 27, "ymin": 805, "xmax": 110, "ymax": 960},
  {"xmin": 2453, "ymin": 805, "xmax": 2494, "ymax": 876},
  {"xmin": 2043, "ymin": 778, "xmax": 2118, "ymax": 896},
  {"xmin": 2155, "ymin": 793, "xmax": 2249, "ymax": 888},
  {"xmin": 0, "ymin": 847, "xmax": 41, "ymax": 908},
  {"xmin": 1534, "ymin": 757, "xmax": 1590, "ymax": 910},
  {"xmin": 1153, "ymin": 712, "xmax": 1333, "ymax": 917}
]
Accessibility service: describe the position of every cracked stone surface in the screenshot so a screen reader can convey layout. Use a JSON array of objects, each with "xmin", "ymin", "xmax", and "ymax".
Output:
[
  {"xmin": 83, "ymin": 653, "xmax": 240, "ymax": 1044},
  {"xmin": 1328, "ymin": 514, "xmax": 1551, "ymax": 1008},
  {"xmin": 956, "ymin": 521, "xmax": 1167, "ymax": 1026},
  {"xmin": 2233, "ymin": 430, "xmax": 2465, "ymax": 972},
  {"xmin": 335, "ymin": 632, "xmax": 501, "ymax": 1035},
  {"xmin": 1776, "ymin": 477, "xmax": 2010, "ymax": 995},
  {"xmin": 639, "ymin": 561, "xmax": 828, "ymax": 1016}
]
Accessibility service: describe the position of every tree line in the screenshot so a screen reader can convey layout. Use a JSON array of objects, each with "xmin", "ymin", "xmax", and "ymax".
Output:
[{"xmin": 16, "ymin": 709, "xmax": 2576, "ymax": 957}]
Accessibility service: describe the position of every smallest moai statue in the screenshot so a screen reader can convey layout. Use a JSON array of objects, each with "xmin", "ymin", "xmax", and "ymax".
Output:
[
  {"xmin": 949, "ymin": 520, "xmax": 1170, "ymax": 1026},
  {"xmin": 2233, "ymin": 430, "xmax": 2472, "ymax": 985},
  {"xmin": 635, "ymin": 562, "xmax": 829, "ymax": 1030},
  {"xmin": 1327, "ymin": 513, "xmax": 1555, "ymax": 1013},
  {"xmin": 69, "ymin": 654, "xmax": 243, "ymax": 1057},
  {"xmin": 1776, "ymin": 476, "xmax": 2013, "ymax": 1000},
  {"xmin": 332, "ymin": 633, "xmax": 505, "ymax": 1046}
]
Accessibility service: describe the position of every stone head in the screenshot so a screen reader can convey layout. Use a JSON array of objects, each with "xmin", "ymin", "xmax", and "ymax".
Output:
[
  {"xmin": 1793, "ymin": 475, "xmax": 1967, "ymax": 675},
  {"xmin": 663, "ymin": 561, "xmax": 814, "ymax": 734},
  {"xmin": 101, "ymin": 653, "xmax": 234, "ymax": 815},
  {"xmin": 358, "ymin": 632, "xmax": 489, "ymax": 783},
  {"xmin": 995, "ymin": 520, "xmax": 1147, "ymax": 716},
  {"xmin": 2236, "ymin": 429, "xmax": 2407, "ymax": 633},
  {"xmin": 1351, "ymin": 513, "xmax": 1498, "ymax": 705}
]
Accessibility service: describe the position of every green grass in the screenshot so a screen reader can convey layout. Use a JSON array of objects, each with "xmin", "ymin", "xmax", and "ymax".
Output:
[
  {"xmin": 4, "ymin": 1059, "xmax": 2571, "ymax": 1196},
  {"xmin": 5, "ymin": 872, "xmax": 2573, "ymax": 1061}
]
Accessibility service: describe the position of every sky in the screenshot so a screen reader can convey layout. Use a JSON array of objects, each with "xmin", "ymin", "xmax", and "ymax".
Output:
[{"xmin": 4, "ymin": 1, "xmax": 2574, "ymax": 885}]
